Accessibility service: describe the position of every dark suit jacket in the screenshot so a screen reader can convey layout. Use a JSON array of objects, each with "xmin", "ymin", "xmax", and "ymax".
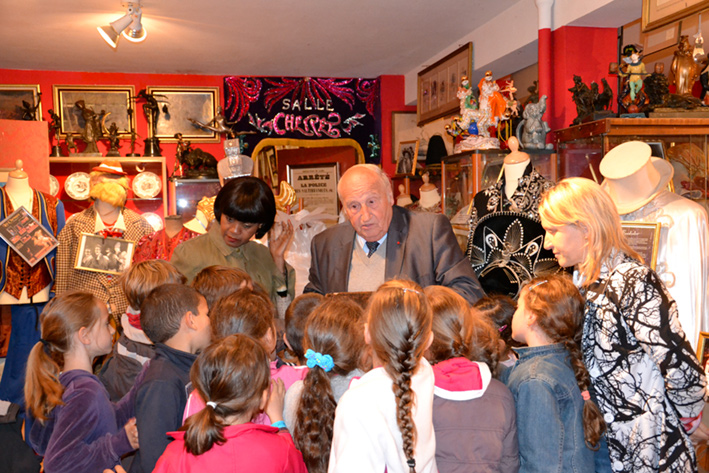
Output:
[{"xmin": 304, "ymin": 205, "xmax": 484, "ymax": 304}]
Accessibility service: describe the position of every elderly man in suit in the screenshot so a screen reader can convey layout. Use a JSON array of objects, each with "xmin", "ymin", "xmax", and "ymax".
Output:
[{"xmin": 304, "ymin": 164, "xmax": 484, "ymax": 304}]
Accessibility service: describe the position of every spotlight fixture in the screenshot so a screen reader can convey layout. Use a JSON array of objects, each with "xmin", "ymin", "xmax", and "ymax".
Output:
[{"xmin": 97, "ymin": 1, "xmax": 147, "ymax": 49}]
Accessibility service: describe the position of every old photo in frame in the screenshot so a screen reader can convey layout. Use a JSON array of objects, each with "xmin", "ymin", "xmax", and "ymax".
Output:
[
  {"xmin": 53, "ymin": 85, "xmax": 135, "ymax": 138},
  {"xmin": 0, "ymin": 207, "xmax": 58, "ymax": 267},
  {"xmin": 145, "ymin": 86, "xmax": 220, "ymax": 142},
  {"xmin": 74, "ymin": 233, "xmax": 135, "ymax": 275},
  {"xmin": 642, "ymin": 0, "xmax": 709, "ymax": 32},
  {"xmin": 0, "ymin": 84, "xmax": 42, "ymax": 121},
  {"xmin": 395, "ymin": 140, "xmax": 419, "ymax": 176}
]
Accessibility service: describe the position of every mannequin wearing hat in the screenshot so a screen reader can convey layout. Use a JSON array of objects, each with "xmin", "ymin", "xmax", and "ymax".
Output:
[
  {"xmin": 0, "ymin": 160, "xmax": 65, "ymax": 411},
  {"xmin": 465, "ymin": 137, "xmax": 558, "ymax": 298},
  {"xmin": 600, "ymin": 141, "xmax": 708, "ymax": 350},
  {"xmin": 55, "ymin": 160, "xmax": 154, "ymax": 317}
]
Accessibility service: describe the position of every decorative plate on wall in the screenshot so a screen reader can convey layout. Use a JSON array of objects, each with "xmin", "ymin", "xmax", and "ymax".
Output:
[
  {"xmin": 64, "ymin": 172, "xmax": 90, "ymax": 200},
  {"xmin": 132, "ymin": 171, "xmax": 162, "ymax": 199},
  {"xmin": 49, "ymin": 175, "xmax": 60, "ymax": 197}
]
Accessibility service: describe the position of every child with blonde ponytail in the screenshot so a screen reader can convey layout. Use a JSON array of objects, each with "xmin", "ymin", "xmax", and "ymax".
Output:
[
  {"xmin": 501, "ymin": 274, "xmax": 605, "ymax": 473},
  {"xmin": 329, "ymin": 280, "xmax": 437, "ymax": 473},
  {"xmin": 26, "ymin": 292, "xmax": 140, "ymax": 473},
  {"xmin": 153, "ymin": 334, "xmax": 307, "ymax": 472}
]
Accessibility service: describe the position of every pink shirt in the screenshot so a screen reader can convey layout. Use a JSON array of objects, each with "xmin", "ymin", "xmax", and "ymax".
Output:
[{"xmin": 183, "ymin": 361, "xmax": 308, "ymax": 424}]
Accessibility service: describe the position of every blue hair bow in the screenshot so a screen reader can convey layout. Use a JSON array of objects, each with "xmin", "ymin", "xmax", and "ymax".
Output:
[{"xmin": 305, "ymin": 348, "xmax": 335, "ymax": 372}]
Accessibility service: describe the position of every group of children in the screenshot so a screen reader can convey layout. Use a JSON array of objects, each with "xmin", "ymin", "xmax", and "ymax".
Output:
[{"xmin": 19, "ymin": 256, "xmax": 696, "ymax": 473}]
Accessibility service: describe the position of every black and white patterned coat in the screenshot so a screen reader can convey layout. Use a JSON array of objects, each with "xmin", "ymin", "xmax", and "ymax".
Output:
[{"xmin": 580, "ymin": 253, "xmax": 707, "ymax": 473}]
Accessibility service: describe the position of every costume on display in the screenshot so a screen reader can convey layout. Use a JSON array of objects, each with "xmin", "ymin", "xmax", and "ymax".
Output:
[
  {"xmin": 171, "ymin": 224, "xmax": 296, "ymax": 301},
  {"xmin": 329, "ymin": 359, "xmax": 437, "ymax": 473},
  {"xmin": 132, "ymin": 215, "xmax": 201, "ymax": 264},
  {"xmin": 0, "ymin": 171, "xmax": 65, "ymax": 409},
  {"xmin": 580, "ymin": 252, "xmax": 706, "ymax": 473},
  {"xmin": 55, "ymin": 162, "xmax": 153, "ymax": 316},
  {"xmin": 466, "ymin": 142, "xmax": 557, "ymax": 298},
  {"xmin": 304, "ymin": 205, "xmax": 484, "ymax": 305},
  {"xmin": 600, "ymin": 141, "xmax": 709, "ymax": 349}
]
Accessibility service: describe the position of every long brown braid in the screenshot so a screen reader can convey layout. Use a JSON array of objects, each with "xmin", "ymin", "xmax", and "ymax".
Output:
[
  {"xmin": 366, "ymin": 280, "xmax": 432, "ymax": 473},
  {"xmin": 523, "ymin": 273, "xmax": 606, "ymax": 449},
  {"xmin": 293, "ymin": 298, "xmax": 364, "ymax": 473}
]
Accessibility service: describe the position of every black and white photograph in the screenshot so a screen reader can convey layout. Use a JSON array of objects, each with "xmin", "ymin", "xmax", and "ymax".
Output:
[
  {"xmin": 395, "ymin": 140, "xmax": 419, "ymax": 176},
  {"xmin": 75, "ymin": 233, "xmax": 134, "ymax": 275}
]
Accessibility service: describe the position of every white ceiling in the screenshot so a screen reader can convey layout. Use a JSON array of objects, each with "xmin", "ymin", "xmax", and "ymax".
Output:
[{"xmin": 1, "ymin": 0, "xmax": 523, "ymax": 78}]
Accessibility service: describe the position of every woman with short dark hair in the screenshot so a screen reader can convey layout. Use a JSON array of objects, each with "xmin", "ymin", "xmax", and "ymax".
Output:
[{"xmin": 171, "ymin": 177, "xmax": 294, "ymax": 303}]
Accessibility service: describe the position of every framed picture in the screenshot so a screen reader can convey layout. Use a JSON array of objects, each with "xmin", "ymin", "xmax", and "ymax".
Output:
[
  {"xmin": 146, "ymin": 86, "xmax": 220, "ymax": 142},
  {"xmin": 696, "ymin": 332, "xmax": 709, "ymax": 370},
  {"xmin": 620, "ymin": 221, "xmax": 661, "ymax": 270},
  {"xmin": 74, "ymin": 233, "xmax": 135, "ymax": 275},
  {"xmin": 391, "ymin": 112, "xmax": 417, "ymax": 163},
  {"xmin": 396, "ymin": 140, "xmax": 419, "ymax": 176},
  {"xmin": 642, "ymin": 0, "xmax": 709, "ymax": 32},
  {"xmin": 53, "ymin": 85, "xmax": 135, "ymax": 138},
  {"xmin": 0, "ymin": 207, "xmax": 58, "ymax": 267},
  {"xmin": 0, "ymin": 84, "xmax": 42, "ymax": 121},
  {"xmin": 418, "ymin": 42, "xmax": 472, "ymax": 126},
  {"xmin": 287, "ymin": 163, "xmax": 340, "ymax": 216}
]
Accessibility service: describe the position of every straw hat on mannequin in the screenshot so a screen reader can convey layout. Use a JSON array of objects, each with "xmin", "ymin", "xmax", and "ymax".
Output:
[{"xmin": 600, "ymin": 141, "xmax": 674, "ymax": 215}]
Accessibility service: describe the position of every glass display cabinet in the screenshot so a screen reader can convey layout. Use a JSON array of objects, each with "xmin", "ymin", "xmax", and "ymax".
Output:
[{"xmin": 555, "ymin": 118, "xmax": 709, "ymax": 209}]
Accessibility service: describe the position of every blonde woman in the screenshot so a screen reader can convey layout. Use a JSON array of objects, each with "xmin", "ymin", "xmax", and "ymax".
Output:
[{"xmin": 538, "ymin": 177, "xmax": 706, "ymax": 473}]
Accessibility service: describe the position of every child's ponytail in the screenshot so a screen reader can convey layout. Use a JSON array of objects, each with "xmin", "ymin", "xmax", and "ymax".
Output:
[
  {"xmin": 24, "ymin": 292, "xmax": 103, "ymax": 421},
  {"xmin": 294, "ymin": 298, "xmax": 364, "ymax": 473},
  {"xmin": 367, "ymin": 280, "xmax": 432, "ymax": 473},
  {"xmin": 183, "ymin": 402, "xmax": 228, "ymax": 455},
  {"xmin": 183, "ymin": 334, "xmax": 270, "ymax": 456},
  {"xmin": 523, "ymin": 274, "xmax": 606, "ymax": 449}
]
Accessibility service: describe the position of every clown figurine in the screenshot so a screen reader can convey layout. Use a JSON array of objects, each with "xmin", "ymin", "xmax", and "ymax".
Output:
[
  {"xmin": 619, "ymin": 44, "xmax": 647, "ymax": 102},
  {"xmin": 55, "ymin": 160, "xmax": 154, "ymax": 316}
]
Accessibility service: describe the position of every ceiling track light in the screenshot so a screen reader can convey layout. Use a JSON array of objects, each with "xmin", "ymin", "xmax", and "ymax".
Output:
[{"xmin": 97, "ymin": 1, "xmax": 147, "ymax": 49}]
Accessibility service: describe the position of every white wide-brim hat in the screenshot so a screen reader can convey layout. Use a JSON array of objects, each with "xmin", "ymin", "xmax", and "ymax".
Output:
[{"xmin": 599, "ymin": 141, "xmax": 674, "ymax": 215}]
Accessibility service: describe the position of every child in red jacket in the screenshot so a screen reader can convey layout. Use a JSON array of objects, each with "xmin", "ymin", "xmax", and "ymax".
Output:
[{"xmin": 153, "ymin": 333, "xmax": 307, "ymax": 473}]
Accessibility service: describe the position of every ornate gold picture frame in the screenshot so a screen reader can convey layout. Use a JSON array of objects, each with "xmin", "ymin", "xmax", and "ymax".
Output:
[{"xmin": 53, "ymin": 85, "xmax": 135, "ymax": 138}]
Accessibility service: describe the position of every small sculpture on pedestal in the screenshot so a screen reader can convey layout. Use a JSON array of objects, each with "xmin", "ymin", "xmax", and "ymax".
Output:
[
  {"xmin": 135, "ymin": 89, "xmax": 168, "ymax": 157},
  {"xmin": 74, "ymin": 100, "xmax": 105, "ymax": 155},
  {"xmin": 568, "ymin": 75, "xmax": 615, "ymax": 124},
  {"xmin": 65, "ymin": 133, "xmax": 79, "ymax": 155},
  {"xmin": 188, "ymin": 107, "xmax": 235, "ymax": 138},
  {"xmin": 671, "ymin": 35, "xmax": 704, "ymax": 96},
  {"xmin": 126, "ymin": 130, "xmax": 140, "ymax": 157},
  {"xmin": 516, "ymin": 95, "xmax": 553, "ymax": 150},
  {"xmin": 104, "ymin": 122, "xmax": 121, "ymax": 157},
  {"xmin": 48, "ymin": 109, "xmax": 62, "ymax": 157}
]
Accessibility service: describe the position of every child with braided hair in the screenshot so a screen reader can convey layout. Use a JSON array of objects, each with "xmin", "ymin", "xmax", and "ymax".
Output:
[
  {"xmin": 329, "ymin": 280, "xmax": 437, "ymax": 473},
  {"xmin": 283, "ymin": 297, "xmax": 366, "ymax": 473},
  {"xmin": 153, "ymin": 334, "xmax": 307, "ymax": 472},
  {"xmin": 500, "ymin": 274, "xmax": 605, "ymax": 473},
  {"xmin": 424, "ymin": 285, "xmax": 519, "ymax": 473}
]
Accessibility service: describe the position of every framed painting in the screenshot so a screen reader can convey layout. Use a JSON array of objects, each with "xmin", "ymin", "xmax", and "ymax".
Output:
[
  {"xmin": 642, "ymin": 0, "xmax": 709, "ymax": 32},
  {"xmin": 74, "ymin": 233, "xmax": 134, "ymax": 275},
  {"xmin": 287, "ymin": 163, "xmax": 340, "ymax": 216},
  {"xmin": 0, "ymin": 84, "xmax": 42, "ymax": 121},
  {"xmin": 146, "ymin": 86, "xmax": 220, "ymax": 142},
  {"xmin": 417, "ymin": 42, "xmax": 472, "ymax": 126},
  {"xmin": 53, "ymin": 85, "xmax": 135, "ymax": 138},
  {"xmin": 395, "ymin": 140, "xmax": 419, "ymax": 176}
]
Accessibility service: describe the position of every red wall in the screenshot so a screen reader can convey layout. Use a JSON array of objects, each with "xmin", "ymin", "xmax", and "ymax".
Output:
[
  {"xmin": 549, "ymin": 26, "xmax": 618, "ymax": 135},
  {"xmin": 0, "ymin": 70, "xmax": 413, "ymax": 183}
]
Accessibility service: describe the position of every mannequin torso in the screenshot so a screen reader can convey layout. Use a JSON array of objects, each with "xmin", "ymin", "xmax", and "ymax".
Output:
[{"xmin": 504, "ymin": 137, "xmax": 531, "ymax": 199}]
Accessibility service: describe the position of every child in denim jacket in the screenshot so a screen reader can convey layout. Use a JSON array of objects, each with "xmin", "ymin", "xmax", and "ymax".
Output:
[{"xmin": 500, "ymin": 274, "xmax": 605, "ymax": 473}]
